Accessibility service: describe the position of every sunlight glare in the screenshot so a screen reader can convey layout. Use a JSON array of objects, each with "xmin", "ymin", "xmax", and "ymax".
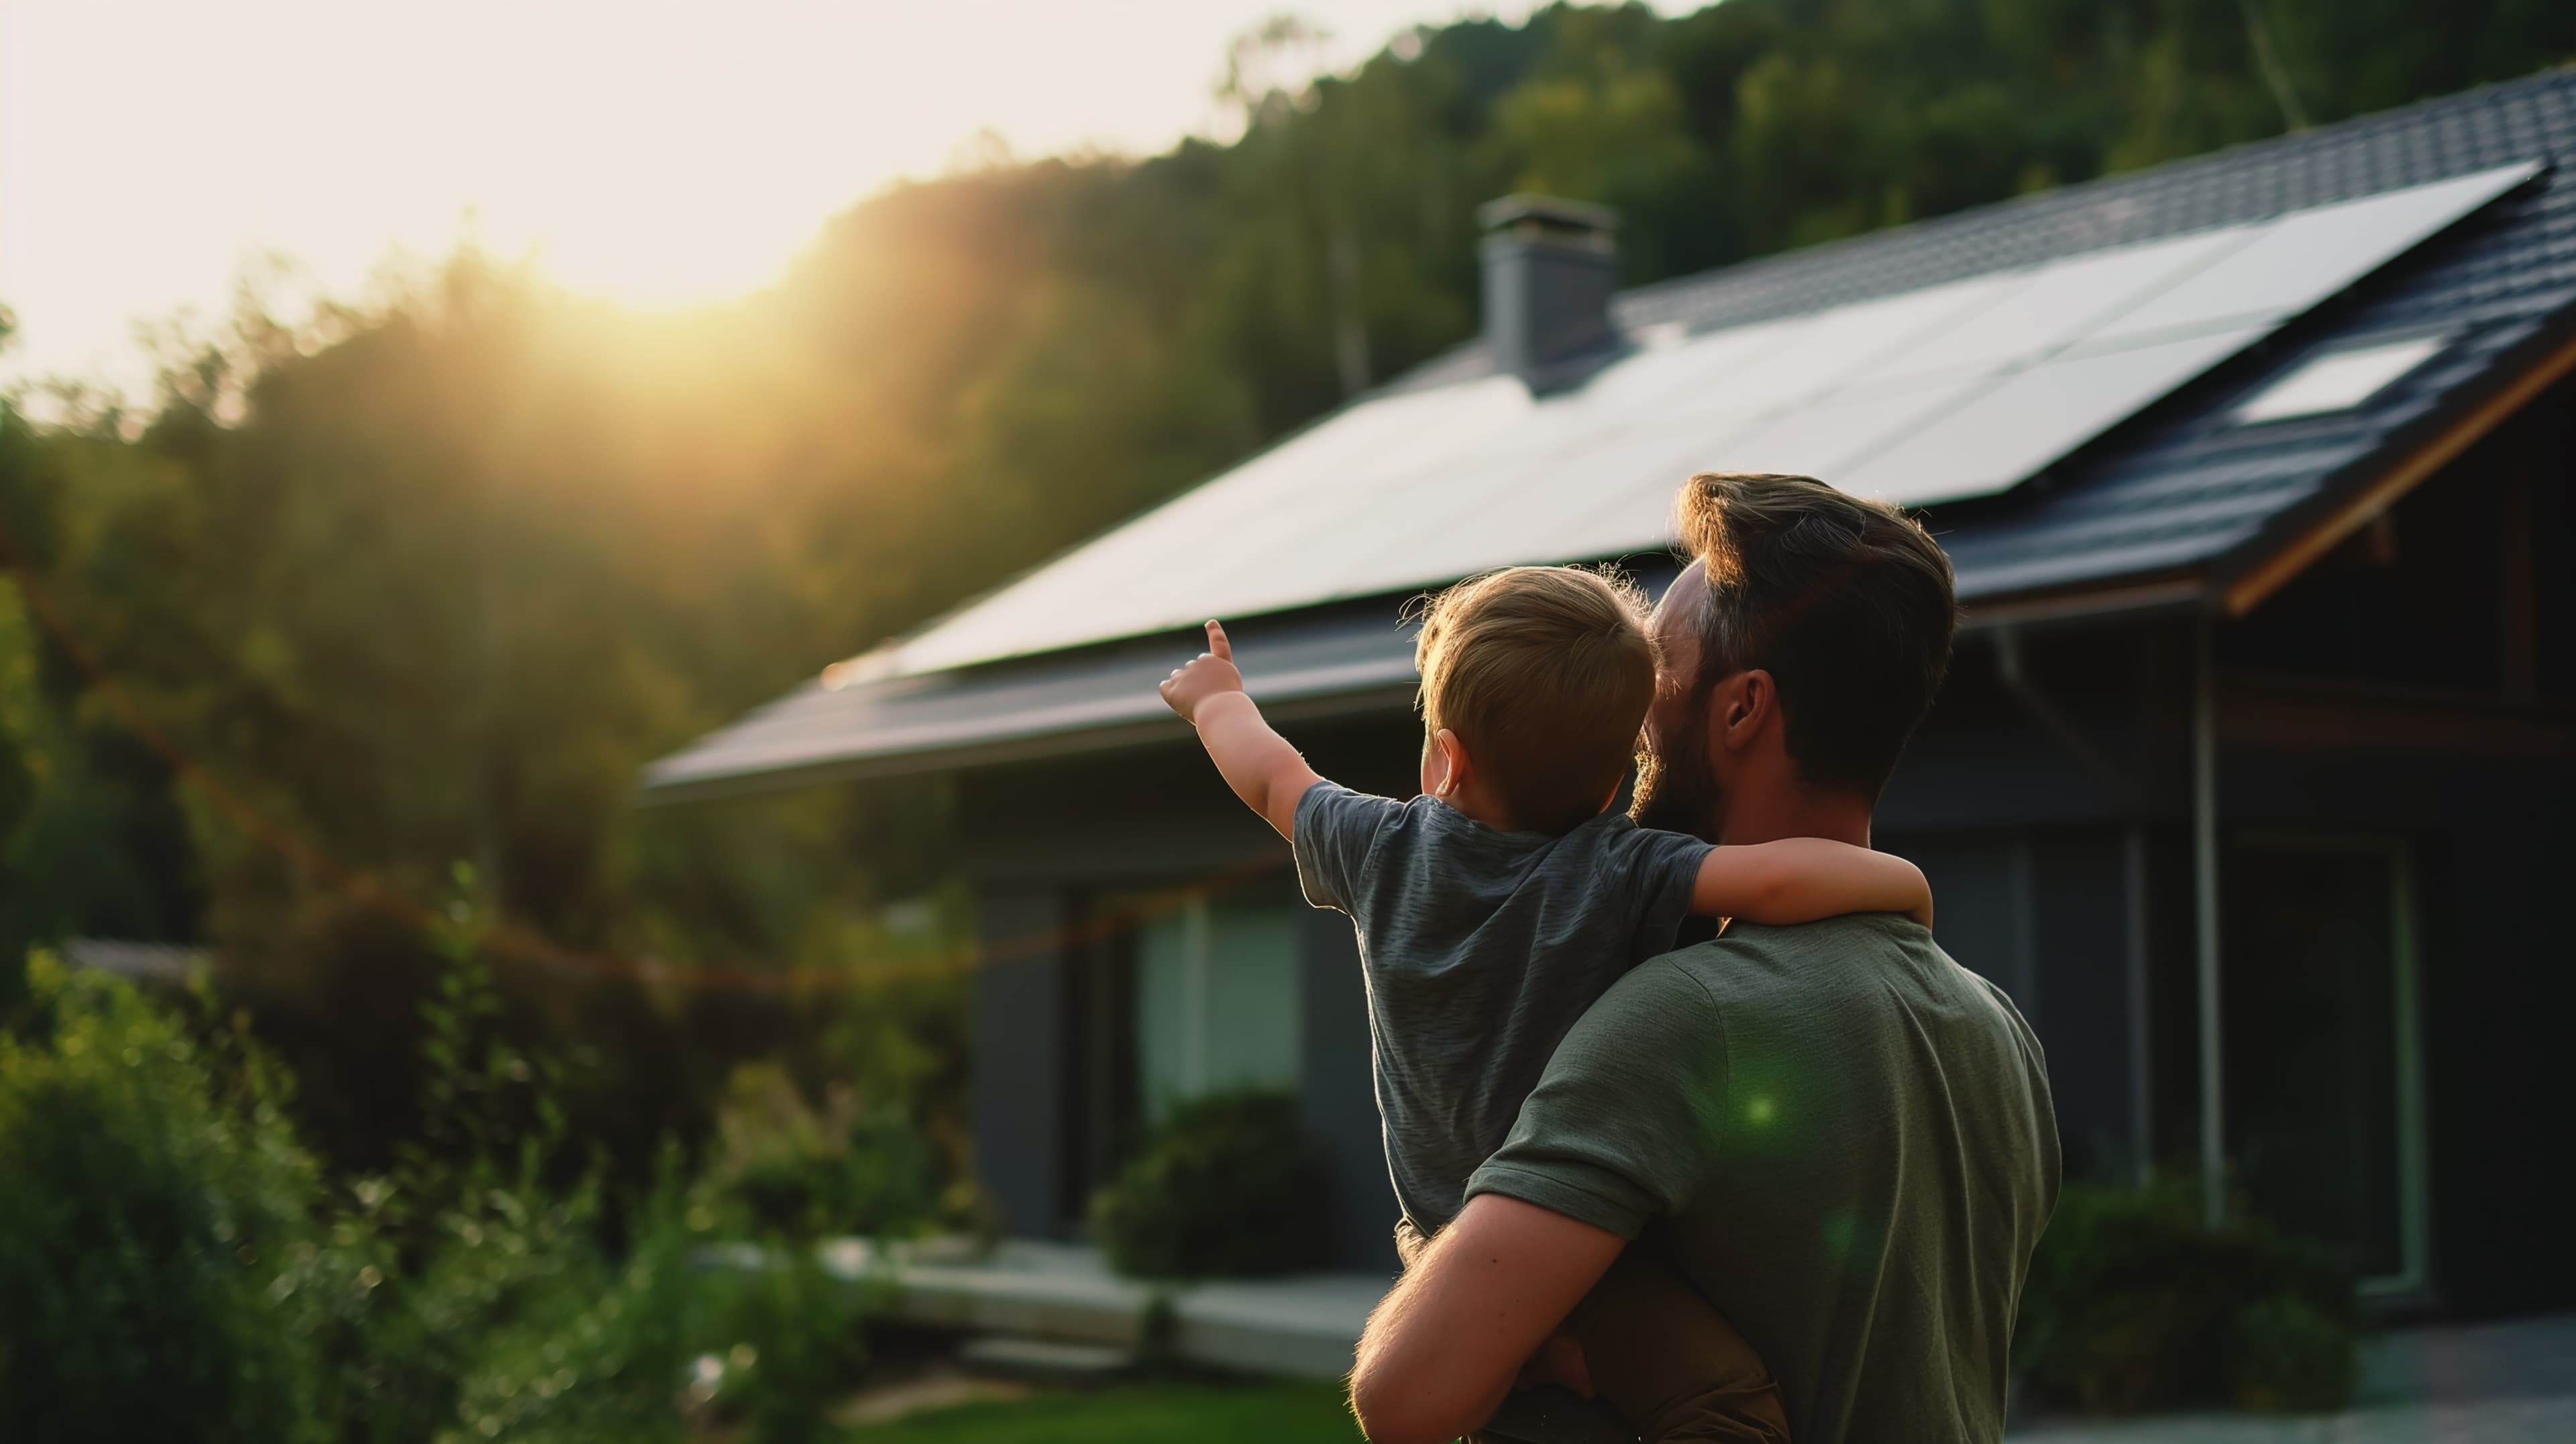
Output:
[{"xmin": 492, "ymin": 108, "xmax": 826, "ymax": 310}]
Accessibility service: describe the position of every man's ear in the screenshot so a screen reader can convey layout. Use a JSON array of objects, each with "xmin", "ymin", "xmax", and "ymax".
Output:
[{"xmin": 1713, "ymin": 669, "xmax": 1776, "ymax": 754}]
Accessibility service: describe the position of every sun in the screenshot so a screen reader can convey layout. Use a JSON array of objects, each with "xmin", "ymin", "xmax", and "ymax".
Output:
[{"xmin": 494, "ymin": 107, "xmax": 837, "ymax": 311}]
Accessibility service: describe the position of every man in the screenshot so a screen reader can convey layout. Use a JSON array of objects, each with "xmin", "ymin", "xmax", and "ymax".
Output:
[{"xmin": 1348, "ymin": 473, "xmax": 2061, "ymax": 1444}]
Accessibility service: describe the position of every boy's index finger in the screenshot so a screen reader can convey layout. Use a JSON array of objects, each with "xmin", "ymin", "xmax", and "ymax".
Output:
[{"xmin": 1205, "ymin": 619, "xmax": 1232, "ymax": 662}]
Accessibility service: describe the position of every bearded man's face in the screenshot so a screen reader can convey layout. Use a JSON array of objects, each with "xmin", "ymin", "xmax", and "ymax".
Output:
[
  {"xmin": 1629, "ymin": 686, "xmax": 1723, "ymax": 840},
  {"xmin": 1632, "ymin": 566, "xmax": 1729, "ymax": 840}
]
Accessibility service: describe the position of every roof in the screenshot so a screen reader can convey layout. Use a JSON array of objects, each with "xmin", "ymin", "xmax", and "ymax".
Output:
[
  {"xmin": 647, "ymin": 68, "xmax": 2576, "ymax": 802},
  {"xmin": 647, "ymin": 601, "xmax": 1426, "ymax": 799}
]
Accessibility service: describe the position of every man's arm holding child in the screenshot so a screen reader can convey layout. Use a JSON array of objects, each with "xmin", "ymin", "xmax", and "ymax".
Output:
[
  {"xmin": 1694, "ymin": 837, "xmax": 1933, "ymax": 927},
  {"xmin": 1160, "ymin": 620, "xmax": 1322, "ymax": 840},
  {"xmin": 1349, "ymin": 1193, "xmax": 1627, "ymax": 1444}
]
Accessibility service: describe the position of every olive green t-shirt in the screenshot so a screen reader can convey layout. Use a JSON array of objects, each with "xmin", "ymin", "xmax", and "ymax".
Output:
[{"xmin": 1466, "ymin": 915, "xmax": 2061, "ymax": 1444}]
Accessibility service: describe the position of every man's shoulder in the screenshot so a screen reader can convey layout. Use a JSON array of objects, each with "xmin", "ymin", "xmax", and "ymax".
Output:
[
  {"xmin": 1545, "ymin": 951, "xmax": 1727, "ymax": 1061},
  {"xmin": 1660, "ymin": 913, "xmax": 1932, "ymax": 989}
]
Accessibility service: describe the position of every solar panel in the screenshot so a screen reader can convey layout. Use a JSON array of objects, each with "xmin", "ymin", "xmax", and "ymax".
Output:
[
  {"xmin": 1845, "ymin": 226, "xmax": 2255, "ymax": 387},
  {"xmin": 890, "ymin": 163, "xmax": 2538, "ymax": 675},
  {"xmin": 1689, "ymin": 273, "xmax": 2014, "ymax": 413},
  {"xmin": 2087, "ymin": 162, "xmax": 2536, "ymax": 346},
  {"xmin": 1838, "ymin": 324, "xmax": 2271, "ymax": 507}
]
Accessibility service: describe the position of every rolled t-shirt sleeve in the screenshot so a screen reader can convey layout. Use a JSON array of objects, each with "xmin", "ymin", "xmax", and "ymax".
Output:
[
  {"xmin": 1291, "ymin": 781, "xmax": 1403, "ymax": 913},
  {"xmin": 1465, "ymin": 958, "xmax": 1731, "ymax": 1239},
  {"xmin": 1617, "ymin": 827, "xmax": 1717, "ymax": 957}
]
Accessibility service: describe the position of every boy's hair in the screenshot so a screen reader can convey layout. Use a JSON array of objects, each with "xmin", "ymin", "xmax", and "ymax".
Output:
[
  {"xmin": 1676, "ymin": 472, "xmax": 1959, "ymax": 800},
  {"xmin": 1413, "ymin": 566, "xmax": 1658, "ymax": 835}
]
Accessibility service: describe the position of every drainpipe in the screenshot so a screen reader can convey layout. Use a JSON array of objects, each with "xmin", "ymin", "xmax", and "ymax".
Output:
[
  {"xmin": 1994, "ymin": 627, "xmax": 2156, "ymax": 1183},
  {"xmin": 2192, "ymin": 617, "xmax": 2226, "ymax": 1228}
]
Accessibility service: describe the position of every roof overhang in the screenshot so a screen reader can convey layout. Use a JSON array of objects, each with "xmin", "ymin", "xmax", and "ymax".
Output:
[
  {"xmin": 2216, "ymin": 315, "xmax": 2576, "ymax": 617},
  {"xmin": 639, "ymin": 605, "xmax": 1425, "ymax": 805}
]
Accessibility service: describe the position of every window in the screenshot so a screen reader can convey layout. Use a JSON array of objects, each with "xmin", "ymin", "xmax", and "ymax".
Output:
[
  {"xmin": 1132, "ymin": 891, "xmax": 1303, "ymax": 1122},
  {"xmin": 2224, "ymin": 835, "xmax": 2429, "ymax": 1296}
]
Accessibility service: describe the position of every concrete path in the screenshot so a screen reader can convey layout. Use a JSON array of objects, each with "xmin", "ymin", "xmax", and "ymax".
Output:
[
  {"xmin": 2011, "ymin": 1312, "xmax": 2576, "ymax": 1443},
  {"xmin": 792, "ymin": 1237, "xmax": 2576, "ymax": 1439},
  {"xmin": 815, "ymin": 1235, "xmax": 1389, "ymax": 1380}
]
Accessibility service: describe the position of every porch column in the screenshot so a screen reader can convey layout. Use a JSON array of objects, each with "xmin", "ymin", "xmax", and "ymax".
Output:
[
  {"xmin": 971, "ymin": 885, "xmax": 1069, "ymax": 1239},
  {"xmin": 2192, "ymin": 617, "xmax": 2226, "ymax": 1227}
]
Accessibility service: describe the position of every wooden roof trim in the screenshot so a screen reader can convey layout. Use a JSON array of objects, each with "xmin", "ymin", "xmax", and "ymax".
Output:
[{"xmin": 2224, "ymin": 323, "xmax": 2576, "ymax": 617}]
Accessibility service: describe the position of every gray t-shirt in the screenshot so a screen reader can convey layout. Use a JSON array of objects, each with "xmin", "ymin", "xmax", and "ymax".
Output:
[
  {"xmin": 1293, "ymin": 780, "xmax": 1711, "ymax": 1234},
  {"xmin": 1468, "ymin": 916, "xmax": 2061, "ymax": 1443}
]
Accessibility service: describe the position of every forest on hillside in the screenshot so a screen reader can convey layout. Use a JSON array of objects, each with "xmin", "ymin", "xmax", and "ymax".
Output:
[{"xmin": 3, "ymin": 0, "xmax": 2572, "ymax": 1173}]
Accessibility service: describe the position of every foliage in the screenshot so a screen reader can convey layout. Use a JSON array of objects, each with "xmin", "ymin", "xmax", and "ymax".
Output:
[
  {"xmin": 0, "ymin": 953, "xmax": 329, "ymax": 1441},
  {"xmin": 2014, "ymin": 1179, "xmax": 2366, "ymax": 1415},
  {"xmin": 436, "ymin": 1170, "xmax": 869, "ymax": 1444},
  {"xmin": 319, "ymin": 911, "xmax": 905, "ymax": 1443},
  {"xmin": 1091, "ymin": 1090, "xmax": 1332, "ymax": 1280},
  {"xmin": 706, "ymin": 1061, "xmax": 940, "ymax": 1240},
  {"xmin": 0, "ymin": 925, "xmax": 904, "ymax": 1443}
]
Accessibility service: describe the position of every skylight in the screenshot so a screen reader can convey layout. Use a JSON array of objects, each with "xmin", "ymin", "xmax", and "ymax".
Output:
[{"xmin": 2235, "ymin": 336, "xmax": 2450, "ymax": 423}]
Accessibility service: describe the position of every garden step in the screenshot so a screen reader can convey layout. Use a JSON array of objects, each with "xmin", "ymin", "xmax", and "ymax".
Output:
[
  {"xmin": 957, "ymin": 1335, "xmax": 1138, "ymax": 1380},
  {"xmin": 810, "ymin": 1235, "xmax": 1391, "ymax": 1380}
]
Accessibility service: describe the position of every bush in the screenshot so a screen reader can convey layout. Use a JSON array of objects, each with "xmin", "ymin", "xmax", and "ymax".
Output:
[
  {"xmin": 0, "ymin": 954, "xmax": 331, "ymax": 1443},
  {"xmin": 338, "ymin": 938, "xmax": 894, "ymax": 1444},
  {"xmin": 1092, "ymin": 1090, "xmax": 1330, "ymax": 1280},
  {"xmin": 2014, "ymin": 1179, "xmax": 2364, "ymax": 1415},
  {"xmin": 441, "ymin": 1164, "xmax": 867, "ymax": 1444},
  {"xmin": 708, "ymin": 1062, "xmax": 938, "ymax": 1241}
]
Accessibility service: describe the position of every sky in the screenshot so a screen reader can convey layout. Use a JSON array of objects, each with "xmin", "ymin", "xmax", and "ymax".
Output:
[{"xmin": 1, "ymin": 0, "xmax": 1687, "ymax": 403}]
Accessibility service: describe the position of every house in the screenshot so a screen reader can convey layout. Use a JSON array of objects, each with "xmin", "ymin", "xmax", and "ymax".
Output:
[{"xmin": 647, "ymin": 70, "xmax": 2576, "ymax": 1321}]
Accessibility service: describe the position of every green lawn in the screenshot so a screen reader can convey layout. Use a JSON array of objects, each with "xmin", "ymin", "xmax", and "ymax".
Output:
[{"xmin": 843, "ymin": 1380, "xmax": 1364, "ymax": 1443}]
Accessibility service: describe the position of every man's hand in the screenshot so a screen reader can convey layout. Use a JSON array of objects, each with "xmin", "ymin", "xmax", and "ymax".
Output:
[{"xmin": 1160, "ymin": 620, "xmax": 1245, "ymax": 724}]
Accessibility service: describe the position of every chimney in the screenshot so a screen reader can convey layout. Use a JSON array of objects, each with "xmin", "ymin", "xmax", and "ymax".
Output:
[{"xmin": 1478, "ymin": 194, "xmax": 1619, "ymax": 391}]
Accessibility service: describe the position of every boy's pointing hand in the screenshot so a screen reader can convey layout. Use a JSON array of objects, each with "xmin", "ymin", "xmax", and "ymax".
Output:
[{"xmin": 1160, "ymin": 619, "xmax": 1245, "ymax": 724}]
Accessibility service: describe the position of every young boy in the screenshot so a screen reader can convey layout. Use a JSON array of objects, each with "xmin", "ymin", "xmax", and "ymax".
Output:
[{"xmin": 1157, "ymin": 566, "xmax": 1931, "ymax": 1444}]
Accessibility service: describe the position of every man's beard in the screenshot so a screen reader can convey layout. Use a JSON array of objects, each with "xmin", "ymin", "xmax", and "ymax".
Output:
[{"xmin": 1630, "ymin": 700, "xmax": 1724, "ymax": 841}]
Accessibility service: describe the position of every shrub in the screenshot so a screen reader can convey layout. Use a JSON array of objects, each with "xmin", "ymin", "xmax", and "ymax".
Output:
[
  {"xmin": 708, "ymin": 1062, "xmax": 938, "ymax": 1241},
  {"xmin": 0, "ymin": 919, "xmax": 898, "ymax": 1444},
  {"xmin": 446, "ymin": 1170, "xmax": 871, "ymax": 1444},
  {"xmin": 2014, "ymin": 1179, "xmax": 2363, "ymax": 1415},
  {"xmin": 1092, "ymin": 1090, "xmax": 1330, "ymax": 1279},
  {"xmin": 0, "ymin": 953, "xmax": 330, "ymax": 1443}
]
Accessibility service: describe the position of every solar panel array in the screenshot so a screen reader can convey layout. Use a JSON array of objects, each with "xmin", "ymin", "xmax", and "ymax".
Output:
[{"xmin": 890, "ymin": 162, "xmax": 2535, "ymax": 676}]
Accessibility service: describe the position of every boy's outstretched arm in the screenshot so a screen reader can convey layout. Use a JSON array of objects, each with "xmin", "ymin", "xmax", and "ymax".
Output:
[
  {"xmin": 1693, "ymin": 837, "xmax": 1935, "ymax": 927},
  {"xmin": 1159, "ymin": 620, "xmax": 1323, "ymax": 841}
]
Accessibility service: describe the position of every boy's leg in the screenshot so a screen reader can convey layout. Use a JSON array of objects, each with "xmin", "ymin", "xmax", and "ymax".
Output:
[{"xmin": 1564, "ymin": 1243, "xmax": 1791, "ymax": 1443}]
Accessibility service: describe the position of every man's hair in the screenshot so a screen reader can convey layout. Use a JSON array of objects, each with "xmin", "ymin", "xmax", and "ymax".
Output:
[
  {"xmin": 1413, "ymin": 566, "xmax": 1658, "ymax": 835},
  {"xmin": 1676, "ymin": 472, "xmax": 1959, "ymax": 800}
]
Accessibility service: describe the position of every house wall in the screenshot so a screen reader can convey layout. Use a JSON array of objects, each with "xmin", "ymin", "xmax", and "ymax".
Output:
[
  {"xmin": 957, "ymin": 723, "xmax": 1413, "ymax": 1270},
  {"xmin": 2218, "ymin": 731, "xmax": 2576, "ymax": 1314},
  {"xmin": 953, "ymin": 661, "xmax": 2187, "ymax": 1269},
  {"xmin": 2203, "ymin": 397, "xmax": 2576, "ymax": 1314}
]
